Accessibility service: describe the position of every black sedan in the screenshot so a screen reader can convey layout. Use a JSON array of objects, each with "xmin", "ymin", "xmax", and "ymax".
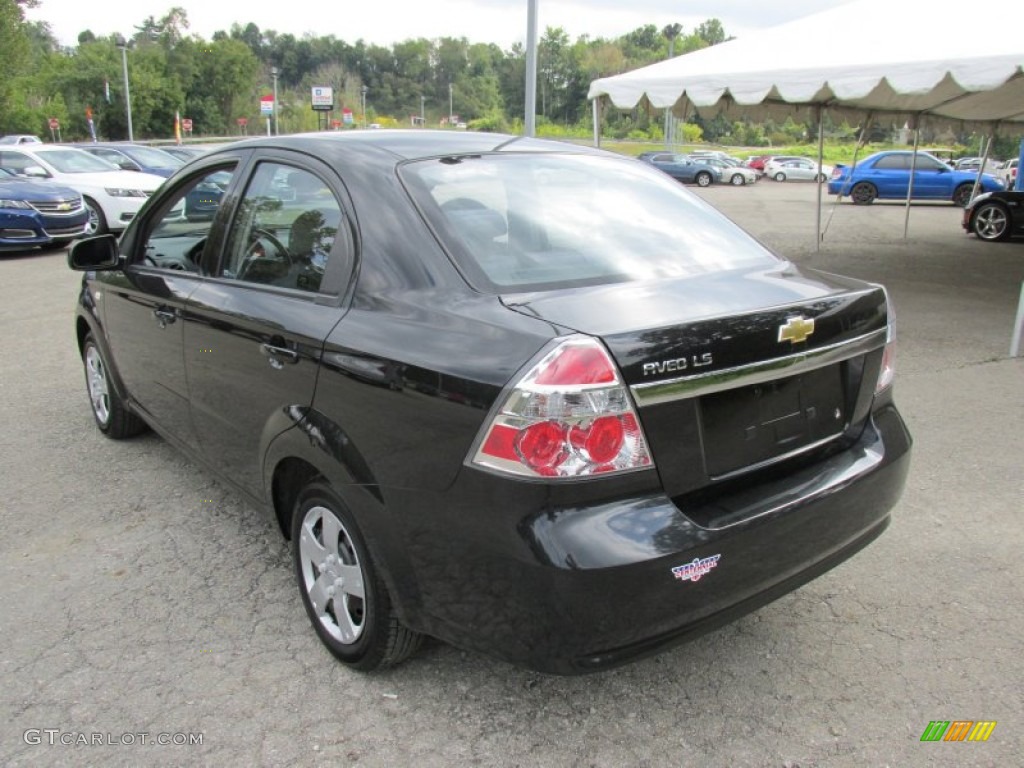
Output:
[
  {"xmin": 68, "ymin": 131, "xmax": 911, "ymax": 674},
  {"xmin": 637, "ymin": 152, "xmax": 721, "ymax": 186},
  {"xmin": 962, "ymin": 189, "xmax": 1024, "ymax": 241}
]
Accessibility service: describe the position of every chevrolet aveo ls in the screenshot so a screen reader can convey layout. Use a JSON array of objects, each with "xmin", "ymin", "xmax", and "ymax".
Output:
[{"xmin": 69, "ymin": 131, "xmax": 911, "ymax": 674}]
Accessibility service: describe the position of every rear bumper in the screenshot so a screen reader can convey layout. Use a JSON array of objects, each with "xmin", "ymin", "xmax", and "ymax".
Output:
[{"xmin": 393, "ymin": 405, "xmax": 911, "ymax": 674}]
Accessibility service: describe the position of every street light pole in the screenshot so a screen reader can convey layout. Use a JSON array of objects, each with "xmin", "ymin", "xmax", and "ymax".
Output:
[
  {"xmin": 449, "ymin": 82, "xmax": 453, "ymax": 124},
  {"xmin": 361, "ymin": 85, "xmax": 368, "ymax": 128},
  {"xmin": 270, "ymin": 67, "xmax": 279, "ymax": 136},
  {"xmin": 421, "ymin": 94, "xmax": 425, "ymax": 125},
  {"xmin": 115, "ymin": 34, "xmax": 134, "ymax": 142}
]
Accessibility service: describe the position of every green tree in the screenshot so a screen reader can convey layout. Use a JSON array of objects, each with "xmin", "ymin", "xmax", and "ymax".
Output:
[{"xmin": 0, "ymin": 0, "xmax": 33, "ymax": 133}]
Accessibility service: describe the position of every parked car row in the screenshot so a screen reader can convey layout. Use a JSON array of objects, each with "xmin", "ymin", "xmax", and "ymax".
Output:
[{"xmin": 0, "ymin": 142, "xmax": 216, "ymax": 250}]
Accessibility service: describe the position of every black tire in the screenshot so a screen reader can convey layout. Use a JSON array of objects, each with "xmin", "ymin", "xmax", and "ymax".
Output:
[
  {"xmin": 816, "ymin": 173, "xmax": 827, "ymax": 182},
  {"xmin": 695, "ymin": 171, "xmax": 712, "ymax": 187},
  {"xmin": 849, "ymin": 182, "xmax": 877, "ymax": 205},
  {"xmin": 774, "ymin": 172, "xmax": 786, "ymax": 182},
  {"xmin": 83, "ymin": 197, "xmax": 108, "ymax": 236},
  {"xmin": 730, "ymin": 173, "xmax": 745, "ymax": 186},
  {"xmin": 292, "ymin": 481, "xmax": 422, "ymax": 670},
  {"xmin": 82, "ymin": 333, "xmax": 146, "ymax": 438},
  {"xmin": 952, "ymin": 184, "xmax": 974, "ymax": 208},
  {"xmin": 970, "ymin": 201, "xmax": 1011, "ymax": 242}
]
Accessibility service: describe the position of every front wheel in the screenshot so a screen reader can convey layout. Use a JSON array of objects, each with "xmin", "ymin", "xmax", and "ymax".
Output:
[
  {"xmin": 83, "ymin": 197, "xmax": 108, "ymax": 236},
  {"xmin": 292, "ymin": 481, "xmax": 422, "ymax": 670},
  {"xmin": 953, "ymin": 184, "xmax": 975, "ymax": 208},
  {"xmin": 849, "ymin": 182, "xmax": 877, "ymax": 205},
  {"xmin": 695, "ymin": 172, "xmax": 712, "ymax": 187},
  {"xmin": 774, "ymin": 172, "xmax": 786, "ymax": 182},
  {"xmin": 730, "ymin": 173, "xmax": 745, "ymax": 186},
  {"xmin": 971, "ymin": 202, "xmax": 1011, "ymax": 241},
  {"xmin": 82, "ymin": 334, "xmax": 146, "ymax": 438}
]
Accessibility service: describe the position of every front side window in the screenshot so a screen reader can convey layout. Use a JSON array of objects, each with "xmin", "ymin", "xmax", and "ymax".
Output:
[
  {"xmin": 221, "ymin": 163, "xmax": 341, "ymax": 293},
  {"xmin": 0, "ymin": 150, "xmax": 40, "ymax": 175},
  {"xmin": 138, "ymin": 166, "xmax": 236, "ymax": 272},
  {"xmin": 402, "ymin": 153, "xmax": 777, "ymax": 292}
]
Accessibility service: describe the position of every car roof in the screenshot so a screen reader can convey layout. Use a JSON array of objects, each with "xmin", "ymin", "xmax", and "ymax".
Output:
[{"xmin": 207, "ymin": 130, "xmax": 606, "ymax": 165}]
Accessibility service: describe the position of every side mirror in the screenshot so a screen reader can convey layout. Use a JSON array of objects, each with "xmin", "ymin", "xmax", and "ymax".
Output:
[
  {"xmin": 119, "ymin": 160, "xmax": 143, "ymax": 172},
  {"xmin": 68, "ymin": 235, "xmax": 121, "ymax": 271},
  {"xmin": 23, "ymin": 165, "xmax": 49, "ymax": 178}
]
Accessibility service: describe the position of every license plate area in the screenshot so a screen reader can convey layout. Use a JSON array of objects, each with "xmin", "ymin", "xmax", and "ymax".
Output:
[{"xmin": 700, "ymin": 364, "xmax": 845, "ymax": 478}]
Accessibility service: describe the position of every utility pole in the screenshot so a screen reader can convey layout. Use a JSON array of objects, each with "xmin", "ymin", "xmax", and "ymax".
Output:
[
  {"xmin": 525, "ymin": 0, "xmax": 538, "ymax": 136},
  {"xmin": 114, "ymin": 34, "xmax": 133, "ymax": 141}
]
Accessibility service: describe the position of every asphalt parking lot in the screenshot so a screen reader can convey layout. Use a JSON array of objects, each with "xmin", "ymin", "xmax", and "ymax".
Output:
[{"xmin": 1, "ymin": 179, "xmax": 1021, "ymax": 767}]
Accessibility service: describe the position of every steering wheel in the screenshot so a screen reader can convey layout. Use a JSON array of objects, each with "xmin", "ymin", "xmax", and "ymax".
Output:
[{"xmin": 237, "ymin": 228, "xmax": 292, "ymax": 280}]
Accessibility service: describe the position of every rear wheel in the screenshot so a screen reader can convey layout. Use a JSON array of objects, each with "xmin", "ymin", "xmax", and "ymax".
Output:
[
  {"xmin": 292, "ymin": 481, "xmax": 422, "ymax": 670},
  {"xmin": 774, "ymin": 172, "xmax": 786, "ymax": 182},
  {"xmin": 953, "ymin": 184, "xmax": 974, "ymax": 208},
  {"xmin": 730, "ymin": 173, "xmax": 745, "ymax": 186},
  {"xmin": 695, "ymin": 171, "xmax": 712, "ymax": 187},
  {"xmin": 971, "ymin": 202, "xmax": 1011, "ymax": 241},
  {"xmin": 816, "ymin": 173, "xmax": 827, "ymax": 182},
  {"xmin": 849, "ymin": 182, "xmax": 877, "ymax": 205},
  {"xmin": 82, "ymin": 334, "xmax": 146, "ymax": 438}
]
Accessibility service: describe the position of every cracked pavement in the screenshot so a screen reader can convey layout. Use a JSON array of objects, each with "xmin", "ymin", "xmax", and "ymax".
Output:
[{"xmin": 1, "ymin": 180, "xmax": 1021, "ymax": 767}]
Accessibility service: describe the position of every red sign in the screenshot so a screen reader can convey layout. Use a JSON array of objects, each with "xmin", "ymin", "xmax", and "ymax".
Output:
[
  {"xmin": 236, "ymin": 117, "xmax": 248, "ymax": 126},
  {"xmin": 331, "ymin": 119, "xmax": 341, "ymax": 128},
  {"xmin": 181, "ymin": 118, "xmax": 193, "ymax": 131},
  {"xmin": 48, "ymin": 117, "xmax": 59, "ymax": 130}
]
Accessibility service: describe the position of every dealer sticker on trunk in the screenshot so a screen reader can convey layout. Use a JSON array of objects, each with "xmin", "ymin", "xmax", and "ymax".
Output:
[{"xmin": 671, "ymin": 554, "xmax": 721, "ymax": 583}]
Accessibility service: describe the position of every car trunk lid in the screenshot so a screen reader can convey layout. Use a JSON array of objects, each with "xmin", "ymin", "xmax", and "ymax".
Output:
[{"xmin": 501, "ymin": 265, "xmax": 889, "ymax": 499}]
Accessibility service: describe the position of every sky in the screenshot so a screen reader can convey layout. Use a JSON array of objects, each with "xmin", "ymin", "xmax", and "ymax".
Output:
[{"xmin": 26, "ymin": 0, "xmax": 855, "ymax": 50}]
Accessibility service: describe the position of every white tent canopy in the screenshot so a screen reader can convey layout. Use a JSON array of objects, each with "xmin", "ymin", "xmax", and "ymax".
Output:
[{"xmin": 588, "ymin": 0, "xmax": 1024, "ymax": 128}]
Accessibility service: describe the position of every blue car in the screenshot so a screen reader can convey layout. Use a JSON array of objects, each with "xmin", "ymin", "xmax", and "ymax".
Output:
[
  {"xmin": 828, "ymin": 150, "xmax": 1004, "ymax": 207},
  {"xmin": 0, "ymin": 167, "xmax": 89, "ymax": 250}
]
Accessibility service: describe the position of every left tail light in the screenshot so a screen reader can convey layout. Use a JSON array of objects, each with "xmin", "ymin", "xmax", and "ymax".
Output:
[
  {"xmin": 469, "ymin": 336, "xmax": 654, "ymax": 479},
  {"xmin": 875, "ymin": 289, "xmax": 897, "ymax": 394}
]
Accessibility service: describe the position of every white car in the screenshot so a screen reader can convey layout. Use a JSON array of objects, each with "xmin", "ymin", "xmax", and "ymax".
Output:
[
  {"xmin": 0, "ymin": 145, "xmax": 165, "ymax": 235},
  {"xmin": 1001, "ymin": 158, "xmax": 1018, "ymax": 189},
  {"xmin": 767, "ymin": 157, "xmax": 833, "ymax": 182}
]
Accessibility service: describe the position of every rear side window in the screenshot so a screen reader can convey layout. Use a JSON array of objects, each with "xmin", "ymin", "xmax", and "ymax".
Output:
[
  {"xmin": 402, "ymin": 153, "xmax": 776, "ymax": 292},
  {"xmin": 221, "ymin": 162, "xmax": 341, "ymax": 293}
]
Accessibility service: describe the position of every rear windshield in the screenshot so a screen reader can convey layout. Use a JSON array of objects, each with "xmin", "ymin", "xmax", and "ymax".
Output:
[{"xmin": 401, "ymin": 152, "xmax": 776, "ymax": 293}]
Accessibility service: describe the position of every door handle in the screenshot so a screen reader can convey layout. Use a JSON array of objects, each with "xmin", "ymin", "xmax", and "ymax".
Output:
[
  {"xmin": 260, "ymin": 342, "xmax": 299, "ymax": 369},
  {"xmin": 153, "ymin": 307, "xmax": 176, "ymax": 328}
]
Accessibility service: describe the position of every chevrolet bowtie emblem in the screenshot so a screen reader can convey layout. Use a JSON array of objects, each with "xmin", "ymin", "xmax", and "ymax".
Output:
[{"xmin": 778, "ymin": 315, "xmax": 815, "ymax": 344}]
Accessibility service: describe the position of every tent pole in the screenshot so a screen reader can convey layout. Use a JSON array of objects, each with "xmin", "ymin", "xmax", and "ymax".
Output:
[
  {"xmin": 593, "ymin": 97, "xmax": 601, "ymax": 148},
  {"xmin": 823, "ymin": 110, "xmax": 872, "ymax": 240},
  {"xmin": 815, "ymin": 105, "xmax": 824, "ymax": 252},
  {"xmin": 970, "ymin": 129, "xmax": 995, "ymax": 203},
  {"xmin": 903, "ymin": 115, "xmax": 921, "ymax": 240}
]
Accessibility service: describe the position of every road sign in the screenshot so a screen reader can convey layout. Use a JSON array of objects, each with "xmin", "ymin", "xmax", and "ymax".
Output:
[
  {"xmin": 260, "ymin": 96, "xmax": 274, "ymax": 116},
  {"xmin": 342, "ymin": 108, "xmax": 354, "ymax": 125},
  {"xmin": 181, "ymin": 118, "xmax": 193, "ymax": 132},
  {"xmin": 48, "ymin": 117, "xmax": 59, "ymax": 130},
  {"xmin": 237, "ymin": 117, "xmax": 248, "ymax": 126},
  {"xmin": 311, "ymin": 85, "xmax": 333, "ymax": 111}
]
